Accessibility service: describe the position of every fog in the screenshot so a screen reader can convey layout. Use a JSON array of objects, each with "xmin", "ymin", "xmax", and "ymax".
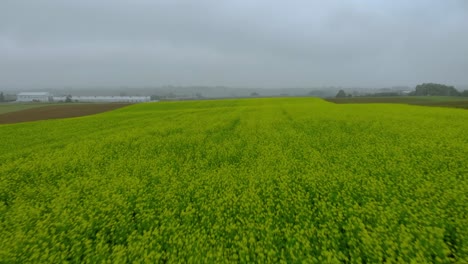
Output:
[{"xmin": 1, "ymin": 0, "xmax": 468, "ymax": 89}]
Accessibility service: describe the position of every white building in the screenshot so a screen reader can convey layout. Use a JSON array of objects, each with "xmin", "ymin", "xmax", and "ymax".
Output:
[
  {"xmin": 16, "ymin": 93, "xmax": 152, "ymax": 103},
  {"xmin": 72, "ymin": 96, "xmax": 151, "ymax": 103},
  {"xmin": 16, "ymin": 92, "xmax": 52, "ymax": 102}
]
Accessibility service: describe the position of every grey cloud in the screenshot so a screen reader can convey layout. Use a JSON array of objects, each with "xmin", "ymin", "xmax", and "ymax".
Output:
[{"xmin": 1, "ymin": 0, "xmax": 467, "ymax": 88}]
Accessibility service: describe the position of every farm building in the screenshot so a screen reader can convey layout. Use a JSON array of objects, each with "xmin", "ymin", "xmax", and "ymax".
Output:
[
  {"xmin": 16, "ymin": 92, "xmax": 52, "ymax": 102},
  {"xmin": 72, "ymin": 96, "xmax": 151, "ymax": 103}
]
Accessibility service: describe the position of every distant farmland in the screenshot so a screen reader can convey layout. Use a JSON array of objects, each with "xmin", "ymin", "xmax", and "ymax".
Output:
[
  {"xmin": 0, "ymin": 98, "xmax": 467, "ymax": 262},
  {"xmin": 0, "ymin": 103, "xmax": 131, "ymax": 124},
  {"xmin": 326, "ymin": 96, "xmax": 468, "ymax": 109},
  {"xmin": 0, "ymin": 103, "xmax": 50, "ymax": 115}
]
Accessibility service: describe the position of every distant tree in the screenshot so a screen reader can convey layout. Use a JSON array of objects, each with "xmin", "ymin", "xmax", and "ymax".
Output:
[
  {"xmin": 150, "ymin": 95, "xmax": 160, "ymax": 101},
  {"xmin": 336, "ymin": 90, "xmax": 346, "ymax": 98},
  {"xmin": 413, "ymin": 83, "xmax": 460, "ymax": 96},
  {"xmin": 0, "ymin": 92, "xmax": 4, "ymax": 102},
  {"xmin": 195, "ymin": 93, "xmax": 203, "ymax": 99},
  {"xmin": 250, "ymin": 92, "xmax": 259, "ymax": 97},
  {"xmin": 65, "ymin": 95, "xmax": 72, "ymax": 103},
  {"xmin": 461, "ymin": 90, "xmax": 468, "ymax": 97}
]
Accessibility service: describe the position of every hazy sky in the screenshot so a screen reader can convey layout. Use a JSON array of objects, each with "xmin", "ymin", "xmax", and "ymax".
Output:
[{"xmin": 1, "ymin": 0, "xmax": 467, "ymax": 88}]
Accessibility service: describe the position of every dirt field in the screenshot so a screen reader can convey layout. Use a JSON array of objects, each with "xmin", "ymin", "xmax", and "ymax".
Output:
[
  {"xmin": 326, "ymin": 96, "xmax": 468, "ymax": 109},
  {"xmin": 0, "ymin": 103, "xmax": 131, "ymax": 124},
  {"xmin": 0, "ymin": 103, "xmax": 51, "ymax": 115}
]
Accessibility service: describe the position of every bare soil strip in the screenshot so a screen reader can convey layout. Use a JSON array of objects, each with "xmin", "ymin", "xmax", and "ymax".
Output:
[
  {"xmin": 326, "ymin": 97, "xmax": 468, "ymax": 109},
  {"xmin": 0, "ymin": 103, "xmax": 131, "ymax": 124}
]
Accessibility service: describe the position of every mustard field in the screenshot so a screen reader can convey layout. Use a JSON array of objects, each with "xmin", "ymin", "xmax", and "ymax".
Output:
[{"xmin": 0, "ymin": 98, "xmax": 467, "ymax": 262}]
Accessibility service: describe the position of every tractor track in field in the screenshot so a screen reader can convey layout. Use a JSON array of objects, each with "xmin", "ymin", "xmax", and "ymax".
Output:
[{"xmin": 0, "ymin": 103, "xmax": 131, "ymax": 124}]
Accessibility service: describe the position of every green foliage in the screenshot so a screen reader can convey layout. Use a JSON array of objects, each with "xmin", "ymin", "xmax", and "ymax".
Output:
[
  {"xmin": 65, "ymin": 95, "xmax": 72, "ymax": 103},
  {"xmin": 336, "ymin": 89, "xmax": 346, "ymax": 98},
  {"xmin": 462, "ymin": 90, "xmax": 468, "ymax": 97},
  {"xmin": 0, "ymin": 98, "xmax": 467, "ymax": 262},
  {"xmin": 0, "ymin": 92, "xmax": 4, "ymax": 102},
  {"xmin": 413, "ymin": 83, "xmax": 460, "ymax": 96}
]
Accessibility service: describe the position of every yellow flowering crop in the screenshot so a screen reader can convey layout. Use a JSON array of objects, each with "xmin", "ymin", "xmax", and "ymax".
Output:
[{"xmin": 0, "ymin": 98, "xmax": 467, "ymax": 262}]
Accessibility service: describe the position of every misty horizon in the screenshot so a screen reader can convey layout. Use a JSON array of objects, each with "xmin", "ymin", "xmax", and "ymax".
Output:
[{"xmin": 1, "ymin": 0, "xmax": 468, "ymax": 89}]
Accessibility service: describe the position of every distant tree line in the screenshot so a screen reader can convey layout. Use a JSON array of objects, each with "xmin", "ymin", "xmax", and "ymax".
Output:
[
  {"xmin": 335, "ymin": 90, "xmax": 352, "ymax": 98},
  {"xmin": 150, "ymin": 95, "xmax": 160, "ymax": 101},
  {"xmin": 410, "ymin": 83, "xmax": 461, "ymax": 96},
  {"xmin": 337, "ymin": 83, "xmax": 468, "ymax": 98},
  {"xmin": 0, "ymin": 92, "xmax": 15, "ymax": 102}
]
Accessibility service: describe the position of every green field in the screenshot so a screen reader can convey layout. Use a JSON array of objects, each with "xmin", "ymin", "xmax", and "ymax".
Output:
[
  {"xmin": 1, "ymin": 98, "xmax": 467, "ymax": 262},
  {"xmin": 0, "ymin": 103, "xmax": 51, "ymax": 114},
  {"xmin": 0, "ymin": 102, "xmax": 99, "ymax": 115}
]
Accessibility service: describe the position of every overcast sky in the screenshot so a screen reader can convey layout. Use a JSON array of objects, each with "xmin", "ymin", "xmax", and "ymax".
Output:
[{"xmin": 1, "ymin": 0, "xmax": 467, "ymax": 88}]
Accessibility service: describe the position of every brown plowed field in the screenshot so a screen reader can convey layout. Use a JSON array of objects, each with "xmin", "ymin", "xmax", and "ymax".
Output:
[{"xmin": 0, "ymin": 103, "xmax": 131, "ymax": 124}]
